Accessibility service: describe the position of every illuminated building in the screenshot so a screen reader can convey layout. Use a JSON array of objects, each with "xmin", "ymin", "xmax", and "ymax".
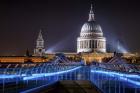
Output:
[
  {"xmin": 34, "ymin": 30, "xmax": 45, "ymax": 56},
  {"xmin": 77, "ymin": 5, "xmax": 106, "ymax": 53},
  {"xmin": 43, "ymin": 5, "xmax": 137, "ymax": 64},
  {"xmin": 0, "ymin": 4, "xmax": 138, "ymax": 64}
]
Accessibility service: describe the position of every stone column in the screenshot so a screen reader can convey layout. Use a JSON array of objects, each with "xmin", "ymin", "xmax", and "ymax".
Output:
[
  {"xmin": 98, "ymin": 41, "xmax": 100, "ymax": 48},
  {"xmin": 85, "ymin": 40, "xmax": 87, "ymax": 48},
  {"xmin": 91, "ymin": 40, "xmax": 92, "ymax": 48},
  {"xmin": 80, "ymin": 41, "xmax": 82, "ymax": 49},
  {"xmin": 86, "ymin": 40, "xmax": 88, "ymax": 48},
  {"xmin": 95, "ymin": 40, "xmax": 97, "ymax": 48},
  {"xmin": 78, "ymin": 41, "xmax": 79, "ymax": 49},
  {"xmin": 85, "ymin": 40, "xmax": 86, "ymax": 48},
  {"xmin": 83, "ymin": 41, "xmax": 84, "ymax": 49},
  {"xmin": 88, "ymin": 40, "xmax": 90, "ymax": 49},
  {"xmin": 81, "ymin": 41, "xmax": 82, "ymax": 49},
  {"xmin": 93, "ymin": 40, "xmax": 95, "ymax": 49},
  {"xmin": 80, "ymin": 41, "xmax": 81, "ymax": 49}
]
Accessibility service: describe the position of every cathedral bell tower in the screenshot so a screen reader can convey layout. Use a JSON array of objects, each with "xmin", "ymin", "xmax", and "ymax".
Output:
[{"xmin": 34, "ymin": 30, "xmax": 45, "ymax": 56}]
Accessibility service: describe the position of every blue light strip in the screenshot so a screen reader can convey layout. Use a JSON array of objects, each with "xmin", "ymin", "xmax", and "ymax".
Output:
[
  {"xmin": 20, "ymin": 81, "xmax": 57, "ymax": 93},
  {"xmin": 91, "ymin": 70, "xmax": 140, "ymax": 86},
  {"xmin": 0, "ymin": 75, "xmax": 21, "ymax": 79},
  {"xmin": 23, "ymin": 66, "xmax": 81, "ymax": 80},
  {"xmin": 91, "ymin": 70, "xmax": 140, "ymax": 79}
]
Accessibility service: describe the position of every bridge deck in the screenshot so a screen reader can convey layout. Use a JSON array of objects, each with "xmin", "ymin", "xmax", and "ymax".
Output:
[{"xmin": 37, "ymin": 80, "xmax": 102, "ymax": 93}]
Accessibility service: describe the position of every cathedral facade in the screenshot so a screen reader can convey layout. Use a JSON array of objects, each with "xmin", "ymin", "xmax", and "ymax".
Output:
[{"xmin": 77, "ymin": 5, "xmax": 106, "ymax": 53}]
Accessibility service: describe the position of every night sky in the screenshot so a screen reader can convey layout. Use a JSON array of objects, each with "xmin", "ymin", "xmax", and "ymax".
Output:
[{"xmin": 0, "ymin": 0, "xmax": 140, "ymax": 55}]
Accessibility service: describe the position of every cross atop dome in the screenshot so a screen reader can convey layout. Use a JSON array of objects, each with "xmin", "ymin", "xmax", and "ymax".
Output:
[{"xmin": 88, "ymin": 4, "xmax": 95, "ymax": 21}]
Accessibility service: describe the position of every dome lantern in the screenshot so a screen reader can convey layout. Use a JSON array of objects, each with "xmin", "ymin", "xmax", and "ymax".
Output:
[
  {"xmin": 88, "ymin": 4, "xmax": 95, "ymax": 21},
  {"xmin": 81, "ymin": 4, "xmax": 102, "ymax": 33}
]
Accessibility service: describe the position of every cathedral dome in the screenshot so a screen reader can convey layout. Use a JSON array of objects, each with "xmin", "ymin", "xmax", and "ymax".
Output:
[
  {"xmin": 81, "ymin": 21, "xmax": 102, "ymax": 33},
  {"xmin": 77, "ymin": 4, "xmax": 106, "ymax": 53}
]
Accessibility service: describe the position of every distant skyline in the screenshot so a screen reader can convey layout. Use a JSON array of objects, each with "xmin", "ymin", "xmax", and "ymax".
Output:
[{"xmin": 0, "ymin": 0, "xmax": 140, "ymax": 55}]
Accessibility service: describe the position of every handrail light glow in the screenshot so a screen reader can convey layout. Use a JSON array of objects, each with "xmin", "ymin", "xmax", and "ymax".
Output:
[
  {"xmin": 23, "ymin": 66, "xmax": 81, "ymax": 80},
  {"xmin": 91, "ymin": 70, "xmax": 140, "ymax": 86}
]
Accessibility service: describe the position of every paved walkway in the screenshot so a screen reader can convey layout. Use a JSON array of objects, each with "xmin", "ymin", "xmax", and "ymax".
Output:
[{"xmin": 39, "ymin": 80, "xmax": 102, "ymax": 93}]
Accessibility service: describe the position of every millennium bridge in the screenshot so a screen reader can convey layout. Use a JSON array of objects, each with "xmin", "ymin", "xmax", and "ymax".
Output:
[{"xmin": 0, "ymin": 54, "xmax": 140, "ymax": 93}]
